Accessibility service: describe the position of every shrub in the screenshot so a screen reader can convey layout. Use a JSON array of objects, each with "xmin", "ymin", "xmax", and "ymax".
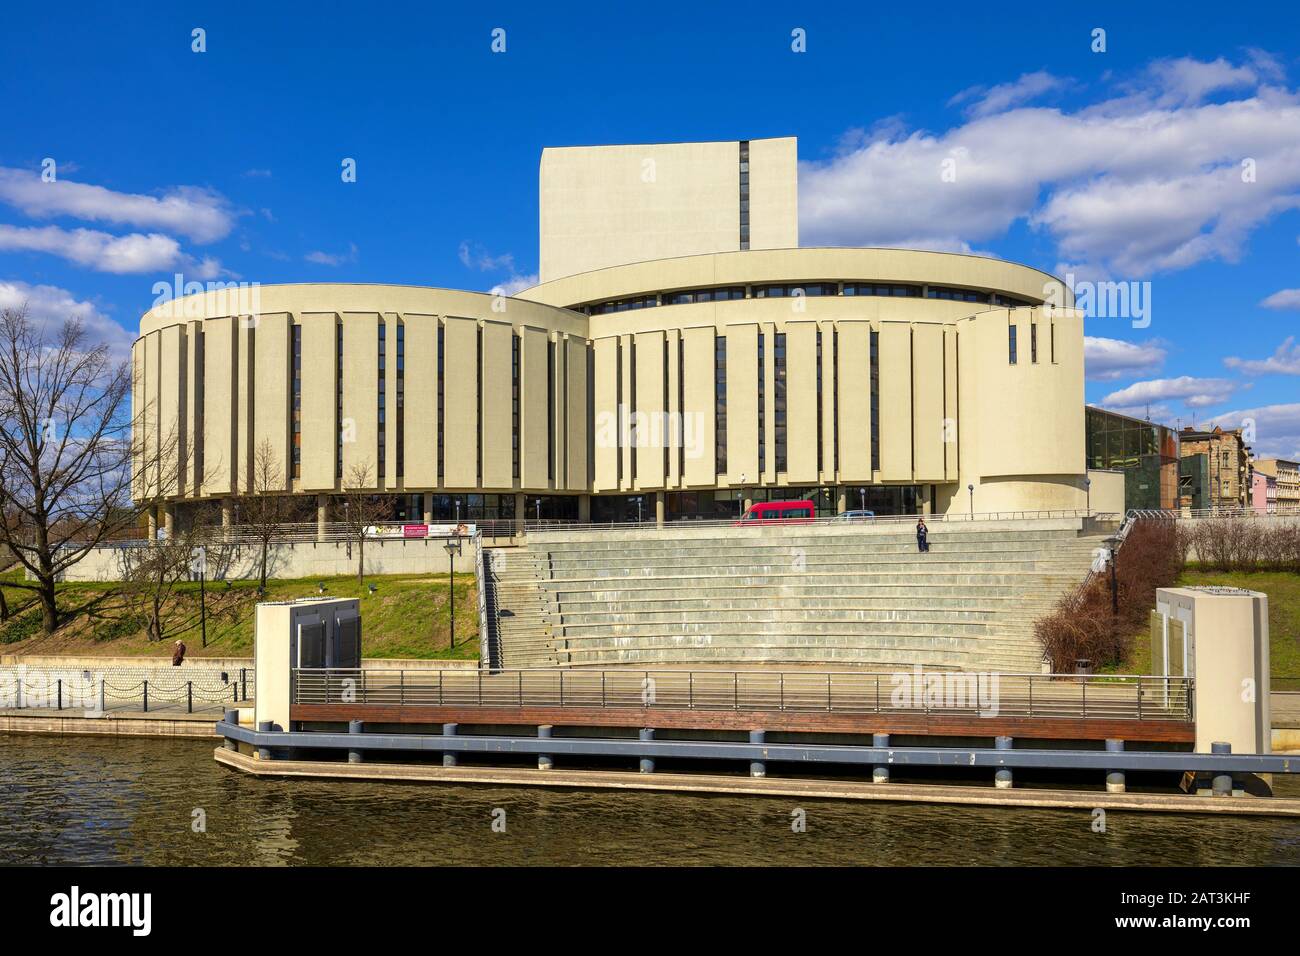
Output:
[
  {"xmin": 0, "ymin": 609, "xmax": 43, "ymax": 645},
  {"xmin": 1036, "ymin": 519, "xmax": 1186, "ymax": 671}
]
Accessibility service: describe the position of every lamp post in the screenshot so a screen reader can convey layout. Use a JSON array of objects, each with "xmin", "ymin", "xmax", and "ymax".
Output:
[
  {"xmin": 1085, "ymin": 477, "xmax": 1092, "ymax": 516},
  {"xmin": 1104, "ymin": 535, "xmax": 1119, "ymax": 616},
  {"xmin": 967, "ymin": 483, "xmax": 974, "ymax": 518},
  {"xmin": 859, "ymin": 486, "xmax": 866, "ymax": 511},
  {"xmin": 443, "ymin": 537, "xmax": 463, "ymax": 650},
  {"xmin": 195, "ymin": 546, "xmax": 207, "ymax": 648}
]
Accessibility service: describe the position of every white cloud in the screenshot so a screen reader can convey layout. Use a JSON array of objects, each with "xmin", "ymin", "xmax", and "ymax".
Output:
[
  {"xmin": 1205, "ymin": 402, "xmax": 1300, "ymax": 459},
  {"xmin": 0, "ymin": 279, "xmax": 133, "ymax": 360},
  {"xmin": 799, "ymin": 55, "xmax": 1300, "ymax": 278},
  {"xmin": 1093, "ymin": 402, "xmax": 1177, "ymax": 424},
  {"xmin": 490, "ymin": 273, "xmax": 539, "ymax": 296},
  {"xmin": 0, "ymin": 223, "xmax": 222, "ymax": 277},
  {"xmin": 949, "ymin": 71, "xmax": 1072, "ymax": 118},
  {"xmin": 304, "ymin": 243, "xmax": 358, "ymax": 266},
  {"xmin": 0, "ymin": 168, "xmax": 233, "ymax": 243},
  {"xmin": 1099, "ymin": 375, "xmax": 1239, "ymax": 409},
  {"xmin": 1261, "ymin": 288, "xmax": 1300, "ymax": 309},
  {"xmin": 1084, "ymin": 336, "xmax": 1167, "ymax": 380},
  {"xmin": 1224, "ymin": 336, "xmax": 1300, "ymax": 375}
]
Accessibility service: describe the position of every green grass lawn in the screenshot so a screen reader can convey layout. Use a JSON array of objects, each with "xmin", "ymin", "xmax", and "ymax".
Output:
[
  {"xmin": 1110, "ymin": 568, "xmax": 1300, "ymax": 677},
  {"xmin": 0, "ymin": 570, "xmax": 478, "ymax": 660}
]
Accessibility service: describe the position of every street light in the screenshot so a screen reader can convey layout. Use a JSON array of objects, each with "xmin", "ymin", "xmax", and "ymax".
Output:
[
  {"xmin": 1104, "ymin": 534, "xmax": 1120, "ymax": 616},
  {"xmin": 443, "ymin": 536, "xmax": 463, "ymax": 650},
  {"xmin": 967, "ymin": 483, "xmax": 975, "ymax": 518},
  {"xmin": 1085, "ymin": 477, "xmax": 1092, "ymax": 516}
]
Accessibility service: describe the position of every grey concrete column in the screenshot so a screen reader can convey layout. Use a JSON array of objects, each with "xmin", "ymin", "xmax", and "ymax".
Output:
[
  {"xmin": 222, "ymin": 708, "xmax": 239, "ymax": 751},
  {"xmin": 994, "ymin": 735, "xmax": 1014, "ymax": 789},
  {"xmin": 256, "ymin": 720, "xmax": 275, "ymax": 760},
  {"xmin": 147, "ymin": 509, "xmax": 157, "ymax": 540},
  {"xmin": 639, "ymin": 728, "xmax": 655, "ymax": 773},
  {"xmin": 514, "ymin": 492, "xmax": 526, "ymax": 536},
  {"xmin": 348, "ymin": 719, "xmax": 365, "ymax": 763},
  {"xmin": 872, "ymin": 733, "xmax": 891, "ymax": 784},
  {"xmin": 578, "ymin": 494, "xmax": 591, "ymax": 522},
  {"xmin": 749, "ymin": 729, "xmax": 766, "ymax": 778},
  {"xmin": 221, "ymin": 498, "xmax": 233, "ymax": 528},
  {"xmin": 655, "ymin": 491, "xmax": 665, "ymax": 528},
  {"xmin": 537, "ymin": 725, "xmax": 554, "ymax": 770},
  {"xmin": 837, "ymin": 490, "xmax": 847, "ymax": 514},
  {"xmin": 1211, "ymin": 741, "xmax": 1233, "ymax": 796},
  {"xmin": 1105, "ymin": 738, "xmax": 1125, "ymax": 793},
  {"xmin": 422, "ymin": 492, "xmax": 433, "ymax": 524},
  {"xmin": 743, "ymin": 495, "xmax": 753, "ymax": 513},
  {"xmin": 317, "ymin": 494, "xmax": 329, "ymax": 542},
  {"xmin": 442, "ymin": 722, "xmax": 459, "ymax": 767},
  {"xmin": 163, "ymin": 503, "xmax": 176, "ymax": 536}
]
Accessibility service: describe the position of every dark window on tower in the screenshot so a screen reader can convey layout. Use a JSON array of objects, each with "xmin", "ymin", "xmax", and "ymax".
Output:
[
  {"xmin": 757, "ymin": 333, "xmax": 766, "ymax": 473},
  {"xmin": 774, "ymin": 332, "xmax": 787, "ymax": 473},
  {"xmin": 437, "ymin": 325, "xmax": 444, "ymax": 482},
  {"xmin": 629, "ymin": 340, "xmax": 637, "ymax": 482},
  {"xmin": 195, "ymin": 328, "xmax": 205, "ymax": 485},
  {"xmin": 739, "ymin": 141, "xmax": 750, "ymax": 250},
  {"xmin": 335, "ymin": 324, "xmax": 344, "ymax": 480},
  {"xmin": 715, "ymin": 335, "xmax": 727, "ymax": 475},
  {"xmin": 870, "ymin": 329, "xmax": 880, "ymax": 472},
  {"xmin": 377, "ymin": 323, "xmax": 386, "ymax": 479},
  {"xmin": 547, "ymin": 340, "xmax": 556, "ymax": 483},
  {"xmin": 1009, "ymin": 324, "xmax": 1018, "ymax": 365},
  {"xmin": 814, "ymin": 330, "xmax": 822, "ymax": 473},
  {"xmin": 512, "ymin": 333, "xmax": 520, "ymax": 482},
  {"xmin": 396, "ymin": 322, "xmax": 405, "ymax": 477},
  {"xmin": 1030, "ymin": 323, "xmax": 1038, "ymax": 364},
  {"xmin": 832, "ymin": 327, "xmax": 839, "ymax": 472},
  {"xmin": 291, "ymin": 325, "xmax": 301, "ymax": 478}
]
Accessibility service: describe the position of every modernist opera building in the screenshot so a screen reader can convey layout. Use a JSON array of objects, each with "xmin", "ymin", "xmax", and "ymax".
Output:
[{"xmin": 133, "ymin": 137, "xmax": 1085, "ymax": 527}]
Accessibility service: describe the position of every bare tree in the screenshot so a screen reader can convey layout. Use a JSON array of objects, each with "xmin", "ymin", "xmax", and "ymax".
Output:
[
  {"xmin": 116, "ymin": 522, "xmax": 209, "ymax": 643},
  {"xmin": 338, "ymin": 460, "xmax": 388, "ymax": 583},
  {"xmin": 236, "ymin": 439, "xmax": 290, "ymax": 592},
  {"xmin": 0, "ymin": 306, "xmax": 167, "ymax": 634}
]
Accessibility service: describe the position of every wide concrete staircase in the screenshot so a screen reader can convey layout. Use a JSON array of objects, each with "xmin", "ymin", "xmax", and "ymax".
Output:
[{"xmin": 486, "ymin": 521, "xmax": 1104, "ymax": 672}]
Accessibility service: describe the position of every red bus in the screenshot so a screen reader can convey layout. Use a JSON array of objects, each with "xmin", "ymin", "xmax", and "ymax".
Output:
[{"xmin": 734, "ymin": 500, "xmax": 815, "ymax": 525}]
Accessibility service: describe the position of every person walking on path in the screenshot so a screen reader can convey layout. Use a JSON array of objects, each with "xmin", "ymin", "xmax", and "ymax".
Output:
[
  {"xmin": 171, "ymin": 640, "xmax": 187, "ymax": 666},
  {"xmin": 916, "ymin": 518, "xmax": 930, "ymax": 553}
]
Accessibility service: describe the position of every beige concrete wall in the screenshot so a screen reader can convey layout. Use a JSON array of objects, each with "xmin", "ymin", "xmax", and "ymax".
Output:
[
  {"xmin": 747, "ymin": 137, "xmax": 798, "ymax": 251},
  {"xmin": 681, "ymin": 326, "xmax": 716, "ymax": 488},
  {"xmin": 479, "ymin": 320, "xmax": 513, "ymax": 489},
  {"xmin": 252, "ymin": 313, "xmax": 291, "ymax": 491},
  {"xmin": 298, "ymin": 314, "xmax": 337, "ymax": 491},
  {"xmin": 539, "ymin": 138, "xmax": 797, "ymax": 283},
  {"xmin": 442, "ymin": 317, "xmax": 479, "ymax": 489},
  {"xmin": 133, "ymin": 257, "xmax": 1084, "ymax": 512},
  {"xmin": 785, "ymin": 321, "xmax": 818, "ymax": 483},
  {"xmin": 402, "ymin": 313, "xmax": 438, "ymax": 488},
  {"xmin": 519, "ymin": 326, "xmax": 550, "ymax": 489},
  {"xmin": 633, "ymin": 330, "xmax": 666, "ymax": 489},
  {"xmin": 1087, "ymin": 468, "xmax": 1126, "ymax": 515},
  {"xmin": 340, "ymin": 312, "xmax": 380, "ymax": 486}
]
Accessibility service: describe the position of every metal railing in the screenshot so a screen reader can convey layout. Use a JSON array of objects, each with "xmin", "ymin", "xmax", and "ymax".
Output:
[
  {"xmin": 525, "ymin": 509, "xmax": 1116, "ymax": 534},
  {"xmin": 291, "ymin": 667, "xmax": 1193, "ymax": 722},
  {"xmin": 0, "ymin": 665, "xmax": 253, "ymax": 714}
]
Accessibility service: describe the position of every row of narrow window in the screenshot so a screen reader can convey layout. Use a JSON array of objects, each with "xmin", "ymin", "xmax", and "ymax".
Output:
[{"xmin": 582, "ymin": 282, "xmax": 1035, "ymax": 314}]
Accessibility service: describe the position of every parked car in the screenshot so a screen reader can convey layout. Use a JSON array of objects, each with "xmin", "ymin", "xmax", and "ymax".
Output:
[
  {"xmin": 734, "ymin": 500, "xmax": 816, "ymax": 525},
  {"xmin": 833, "ymin": 509, "xmax": 876, "ymax": 522}
]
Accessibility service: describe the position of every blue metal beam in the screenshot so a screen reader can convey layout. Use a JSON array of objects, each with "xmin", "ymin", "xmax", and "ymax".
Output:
[{"xmin": 215, "ymin": 722, "xmax": 1297, "ymax": 774}]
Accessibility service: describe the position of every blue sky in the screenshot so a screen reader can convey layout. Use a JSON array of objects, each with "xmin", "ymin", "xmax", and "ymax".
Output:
[{"xmin": 2, "ymin": 1, "xmax": 1297, "ymax": 456}]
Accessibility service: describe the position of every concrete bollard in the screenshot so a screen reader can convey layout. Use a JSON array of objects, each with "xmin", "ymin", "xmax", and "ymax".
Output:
[
  {"xmin": 348, "ymin": 719, "xmax": 365, "ymax": 764},
  {"xmin": 222, "ymin": 708, "xmax": 239, "ymax": 751},
  {"xmin": 994, "ymin": 736, "xmax": 1013, "ymax": 789},
  {"xmin": 749, "ymin": 730, "xmax": 766, "ymax": 778},
  {"xmin": 1211, "ymin": 741, "xmax": 1233, "ymax": 796},
  {"xmin": 872, "ymin": 733, "xmax": 891, "ymax": 784},
  {"xmin": 1105, "ymin": 739, "xmax": 1125, "ymax": 793},
  {"xmin": 256, "ymin": 720, "xmax": 274, "ymax": 760},
  {"xmin": 538, "ymin": 725, "xmax": 554, "ymax": 770},
  {"xmin": 639, "ymin": 728, "xmax": 655, "ymax": 773},
  {"xmin": 442, "ymin": 723, "xmax": 459, "ymax": 767}
]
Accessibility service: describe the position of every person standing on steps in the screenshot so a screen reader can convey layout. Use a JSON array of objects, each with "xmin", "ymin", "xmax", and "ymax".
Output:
[
  {"xmin": 172, "ymin": 640, "xmax": 187, "ymax": 666},
  {"xmin": 916, "ymin": 517, "xmax": 930, "ymax": 553}
]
